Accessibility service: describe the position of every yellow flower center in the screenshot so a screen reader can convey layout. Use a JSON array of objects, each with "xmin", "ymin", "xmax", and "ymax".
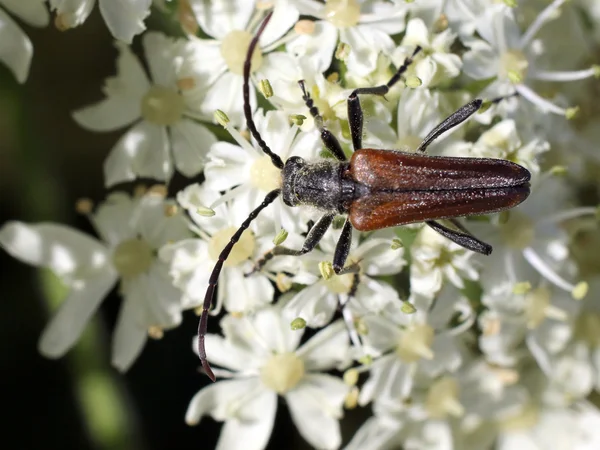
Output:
[
  {"xmin": 112, "ymin": 238, "xmax": 154, "ymax": 278},
  {"xmin": 498, "ymin": 403, "xmax": 540, "ymax": 431},
  {"xmin": 425, "ymin": 378, "xmax": 464, "ymax": 419},
  {"xmin": 250, "ymin": 156, "xmax": 282, "ymax": 191},
  {"xmin": 207, "ymin": 227, "xmax": 255, "ymax": 267},
  {"xmin": 524, "ymin": 286, "xmax": 554, "ymax": 329},
  {"xmin": 260, "ymin": 352, "xmax": 305, "ymax": 394},
  {"xmin": 396, "ymin": 324, "xmax": 435, "ymax": 363},
  {"xmin": 500, "ymin": 211, "xmax": 535, "ymax": 250},
  {"xmin": 324, "ymin": 272, "xmax": 354, "ymax": 294},
  {"xmin": 324, "ymin": 0, "xmax": 361, "ymax": 28},
  {"xmin": 141, "ymin": 85, "xmax": 185, "ymax": 126},
  {"xmin": 500, "ymin": 49, "xmax": 529, "ymax": 83},
  {"xmin": 221, "ymin": 30, "xmax": 263, "ymax": 75}
]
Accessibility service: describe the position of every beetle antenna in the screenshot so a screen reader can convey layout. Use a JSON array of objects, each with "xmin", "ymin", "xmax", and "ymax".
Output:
[
  {"xmin": 198, "ymin": 189, "xmax": 281, "ymax": 381},
  {"xmin": 243, "ymin": 11, "xmax": 284, "ymax": 169}
]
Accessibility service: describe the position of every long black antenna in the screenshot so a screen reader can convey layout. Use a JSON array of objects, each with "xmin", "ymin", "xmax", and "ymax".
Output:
[
  {"xmin": 198, "ymin": 189, "xmax": 281, "ymax": 381},
  {"xmin": 243, "ymin": 11, "xmax": 284, "ymax": 169}
]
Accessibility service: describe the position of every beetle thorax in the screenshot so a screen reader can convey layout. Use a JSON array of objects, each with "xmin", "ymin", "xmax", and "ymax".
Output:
[{"xmin": 281, "ymin": 156, "xmax": 354, "ymax": 213}]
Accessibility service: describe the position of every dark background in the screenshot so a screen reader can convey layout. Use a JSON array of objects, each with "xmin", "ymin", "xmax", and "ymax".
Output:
[{"xmin": 0, "ymin": 7, "xmax": 368, "ymax": 450}]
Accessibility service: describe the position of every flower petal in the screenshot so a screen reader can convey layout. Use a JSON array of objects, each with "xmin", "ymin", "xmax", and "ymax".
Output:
[
  {"xmin": 171, "ymin": 119, "xmax": 216, "ymax": 177},
  {"xmin": 0, "ymin": 221, "xmax": 112, "ymax": 278},
  {"xmin": 38, "ymin": 271, "xmax": 117, "ymax": 358},
  {"xmin": 0, "ymin": 9, "xmax": 32, "ymax": 83},
  {"xmin": 111, "ymin": 296, "xmax": 148, "ymax": 372},
  {"xmin": 189, "ymin": 0, "xmax": 253, "ymax": 40},
  {"xmin": 72, "ymin": 42, "xmax": 148, "ymax": 132},
  {"xmin": 48, "ymin": 0, "xmax": 94, "ymax": 30},
  {"xmin": 142, "ymin": 31, "xmax": 177, "ymax": 86},
  {"xmin": 98, "ymin": 0, "xmax": 151, "ymax": 43},
  {"xmin": 296, "ymin": 320, "xmax": 350, "ymax": 371},
  {"xmin": 285, "ymin": 374, "xmax": 348, "ymax": 450},
  {"xmin": 201, "ymin": 71, "xmax": 248, "ymax": 126},
  {"xmin": 204, "ymin": 141, "xmax": 251, "ymax": 191},
  {"xmin": 2, "ymin": 0, "xmax": 50, "ymax": 27},
  {"xmin": 259, "ymin": 0, "xmax": 299, "ymax": 48},
  {"xmin": 286, "ymin": 20, "xmax": 337, "ymax": 73},
  {"xmin": 103, "ymin": 120, "xmax": 172, "ymax": 187}
]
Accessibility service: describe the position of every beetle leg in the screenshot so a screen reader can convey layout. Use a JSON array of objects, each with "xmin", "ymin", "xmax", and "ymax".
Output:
[
  {"xmin": 347, "ymin": 46, "xmax": 422, "ymax": 151},
  {"xmin": 246, "ymin": 213, "xmax": 335, "ymax": 275},
  {"xmin": 426, "ymin": 220, "xmax": 492, "ymax": 255},
  {"xmin": 333, "ymin": 218, "xmax": 360, "ymax": 275},
  {"xmin": 297, "ymin": 80, "xmax": 346, "ymax": 161}
]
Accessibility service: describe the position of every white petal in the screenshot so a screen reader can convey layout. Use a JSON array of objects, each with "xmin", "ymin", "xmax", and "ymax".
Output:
[
  {"xmin": 462, "ymin": 38, "xmax": 500, "ymax": 80},
  {"xmin": 359, "ymin": 2, "xmax": 407, "ymax": 34},
  {"xmin": 189, "ymin": 0, "xmax": 253, "ymax": 40},
  {"xmin": 48, "ymin": 0, "xmax": 94, "ymax": 29},
  {"xmin": 258, "ymin": 0, "xmax": 299, "ymax": 47},
  {"xmin": 221, "ymin": 267, "xmax": 274, "ymax": 313},
  {"xmin": 121, "ymin": 262, "xmax": 184, "ymax": 328},
  {"xmin": 286, "ymin": 20, "xmax": 337, "ymax": 73},
  {"xmin": 130, "ymin": 194, "xmax": 191, "ymax": 248},
  {"xmin": 171, "ymin": 119, "xmax": 216, "ymax": 177},
  {"xmin": 111, "ymin": 298, "xmax": 148, "ymax": 372},
  {"xmin": 39, "ymin": 271, "xmax": 117, "ymax": 358},
  {"xmin": 72, "ymin": 42, "xmax": 148, "ymax": 132},
  {"xmin": 98, "ymin": 0, "xmax": 151, "ymax": 43},
  {"xmin": 103, "ymin": 121, "xmax": 172, "ymax": 187},
  {"xmin": 2, "ymin": 0, "xmax": 50, "ymax": 27},
  {"xmin": 0, "ymin": 221, "xmax": 111, "ymax": 277},
  {"xmin": 341, "ymin": 26, "xmax": 391, "ymax": 77},
  {"xmin": 285, "ymin": 374, "xmax": 347, "ymax": 450},
  {"xmin": 204, "ymin": 141, "xmax": 251, "ymax": 191},
  {"xmin": 296, "ymin": 321, "xmax": 350, "ymax": 371},
  {"xmin": 186, "ymin": 378, "xmax": 258, "ymax": 424},
  {"xmin": 200, "ymin": 333, "xmax": 262, "ymax": 372},
  {"xmin": 90, "ymin": 192, "xmax": 136, "ymax": 246},
  {"xmin": 284, "ymin": 283, "xmax": 338, "ymax": 328},
  {"xmin": 142, "ymin": 31, "xmax": 176, "ymax": 86},
  {"xmin": 201, "ymin": 71, "xmax": 248, "ymax": 127},
  {"xmin": 0, "ymin": 9, "xmax": 32, "ymax": 83}
]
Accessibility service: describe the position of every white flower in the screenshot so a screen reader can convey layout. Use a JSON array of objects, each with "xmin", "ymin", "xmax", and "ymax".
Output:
[
  {"xmin": 470, "ymin": 177, "xmax": 592, "ymax": 301},
  {"xmin": 284, "ymin": 229, "xmax": 406, "ymax": 328},
  {"xmin": 410, "ymin": 225, "xmax": 479, "ymax": 299},
  {"xmin": 393, "ymin": 17, "xmax": 462, "ymax": 88},
  {"xmin": 158, "ymin": 183, "xmax": 275, "ymax": 314},
  {"xmin": 0, "ymin": 190, "xmax": 192, "ymax": 371},
  {"xmin": 358, "ymin": 287, "xmax": 469, "ymax": 405},
  {"xmin": 289, "ymin": 0, "xmax": 408, "ymax": 76},
  {"xmin": 205, "ymin": 109, "xmax": 320, "ymax": 235},
  {"xmin": 496, "ymin": 400, "xmax": 600, "ymax": 450},
  {"xmin": 49, "ymin": 0, "xmax": 151, "ymax": 43},
  {"xmin": 185, "ymin": 303, "xmax": 351, "ymax": 450},
  {"xmin": 0, "ymin": 0, "xmax": 49, "ymax": 83},
  {"xmin": 187, "ymin": 0, "xmax": 299, "ymax": 125},
  {"xmin": 444, "ymin": 118, "xmax": 549, "ymax": 178},
  {"xmin": 462, "ymin": 2, "xmax": 598, "ymax": 117},
  {"xmin": 73, "ymin": 32, "xmax": 217, "ymax": 186}
]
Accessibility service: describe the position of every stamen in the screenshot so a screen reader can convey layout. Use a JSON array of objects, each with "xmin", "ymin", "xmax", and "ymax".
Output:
[
  {"xmin": 515, "ymin": 83, "xmax": 567, "ymax": 115},
  {"xmin": 520, "ymin": 0, "xmax": 567, "ymax": 49},
  {"xmin": 522, "ymin": 247, "xmax": 575, "ymax": 292},
  {"xmin": 539, "ymin": 207, "xmax": 598, "ymax": 225},
  {"xmin": 531, "ymin": 67, "xmax": 598, "ymax": 82},
  {"xmin": 209, "ymin": 184, "xmax": 250, "ymax": 210}
]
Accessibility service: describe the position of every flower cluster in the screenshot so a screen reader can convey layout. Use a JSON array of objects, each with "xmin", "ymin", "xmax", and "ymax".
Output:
[{"xmin": 3, "ymin": 0, "xmax": 600, "ymax": 448}]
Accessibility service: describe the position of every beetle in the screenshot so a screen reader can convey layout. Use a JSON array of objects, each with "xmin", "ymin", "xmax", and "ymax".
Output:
[{"xmin": 197, "ymin": 11, "xmax": 531, "ymax": 381}]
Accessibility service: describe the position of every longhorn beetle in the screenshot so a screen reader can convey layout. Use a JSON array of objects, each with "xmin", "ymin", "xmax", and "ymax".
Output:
[{"xmin": 198, "ymin": 11, "xmax": 531, "ymax": 381}]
